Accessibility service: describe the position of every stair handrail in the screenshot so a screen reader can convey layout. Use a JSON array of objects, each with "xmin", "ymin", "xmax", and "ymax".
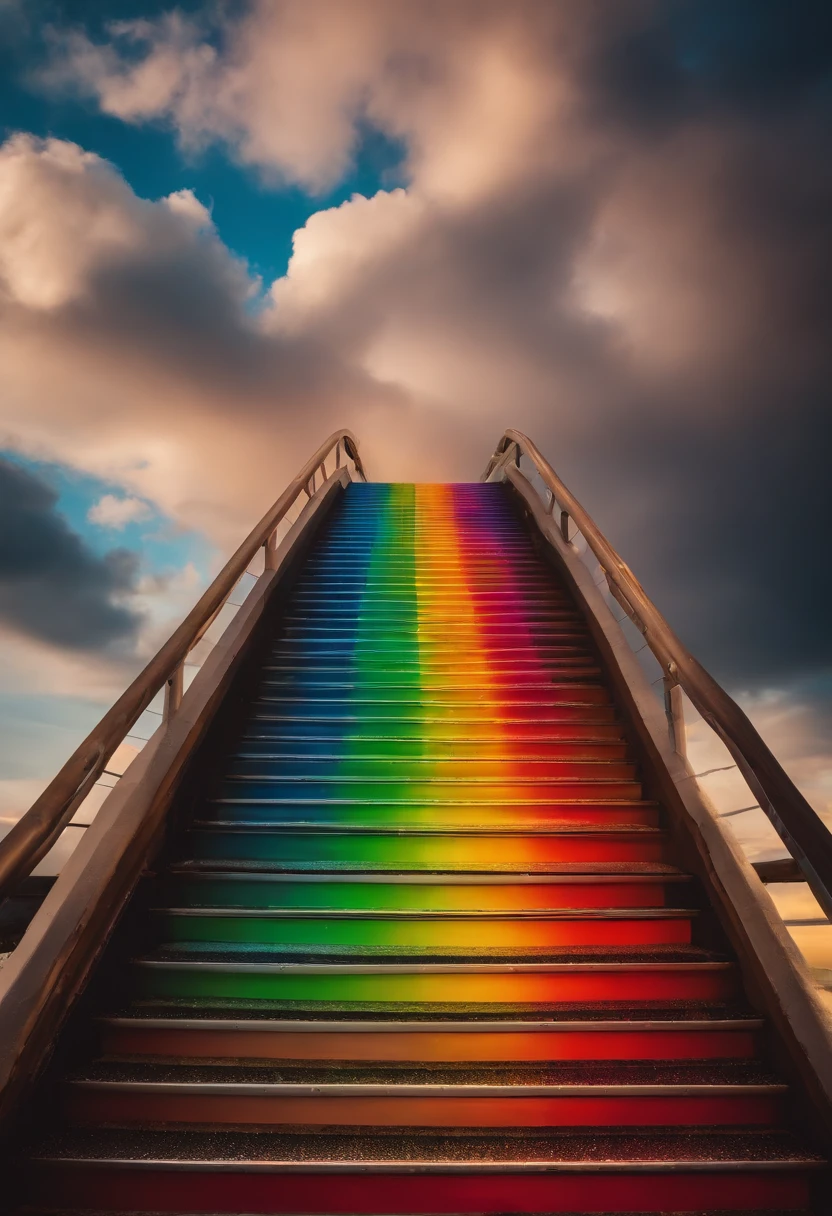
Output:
[
  {"xmin": 484, "ymin": 428, "xmax": 832, "ymax": 920},
  {"xmin": 0, "ymin": 429, "xmax": 366, "ymax": 903}
]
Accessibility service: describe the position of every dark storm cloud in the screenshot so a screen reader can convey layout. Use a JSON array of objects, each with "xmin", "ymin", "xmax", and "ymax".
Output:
[
  {"xmin": 583, "ymin": 0, "xmax": 832, "ymax": 131},
  {"xmin": 557, "ymin": 1, "xmax": 832, "ymax": 690},
  {"xmin": 0, "ymin": 458, "xmax": 141, "ymax": 649}
]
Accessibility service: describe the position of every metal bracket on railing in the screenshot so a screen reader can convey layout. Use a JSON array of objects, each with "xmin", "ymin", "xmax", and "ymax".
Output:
[
  {"xmin": 663, "ymin": 670, "xmax": 688, "ymax": 761},
  {"xmin": 560, "ymin": 509, "xmax": 570, "ymax": 542},
  {"xmin": 264, "ymin": 527, "xmax": 279, "ymax": 571},
  {"xmin": 163, "ymin": 663, "xmax": 184, "ymax": 725},
  {"xmin": 483, "ymin": 442, "xmax": 519, "ymax": 484}
]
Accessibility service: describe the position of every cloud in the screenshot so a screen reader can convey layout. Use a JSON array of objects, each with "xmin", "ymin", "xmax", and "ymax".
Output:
[
  {"xmin": 87, "ymin": 493, "xmax": 152, "ymax": 529},
  {"xmin": 0, "ymin": 132, "xmax": 402, "ymax": 548},
  {"xmin": 7, "ymin": 0, "xmax": 829, "ymax": 710},
  {"xmin": 0, "ymin": 456, "xmax": 141, "ymax": 649}
]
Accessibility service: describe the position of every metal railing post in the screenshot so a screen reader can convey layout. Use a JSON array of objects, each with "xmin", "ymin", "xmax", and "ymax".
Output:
[
  {"xmin": 663, "ymin": 675, "xmax": 688, "ymax": 761},
  {"xmin": 264, "ymin": 528, "xmax": 279, "ymax": 571},
  {"xmin": 163, "ymin": 663, "xmax": 184, "ymax": 725}
]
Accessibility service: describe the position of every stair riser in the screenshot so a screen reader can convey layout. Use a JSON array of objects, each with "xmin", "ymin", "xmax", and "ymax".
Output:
[
  {"xmin": 247, "ymin": 706, "xmax": 616, "ymax": 724},
  {"xmin": 225, "ymin": 760, "xmax": 637, "ymax": 780},
  {"xmin": 133, "ymin": 968, "xmax": 736, "ymax": 1006},
  {"xmin": 290, "ymin": 589, "xmax": 567, "ymax": 600},
  {"xmin": 266, "ymin": 652, "xmax": 595, "ymax": 666},
  {"xmin": 26, "ymin": 1166, "xmax": 811, "ymax": 1213},
  {"xmin": 261, "ymin": 665, "xmax": 603, "ymax": 680},
  {"xmin": 244, "ymin": 718, "xmax": 622, "ymax": 738},
  {"xmin": 63, "ymin": 1090, "xmax": 781, "ymax": 1130},
  {"xmin": 164, "ymin": 878, "xmax": 674, "ymax": 910},
  {"xmin": 214, "ymin": 781, "xmax": 643, "ymax": 803},
  {"xmin": 157, "ymin": 915, "xmax": 693, "ymax": 950},
  {"xmin": 292, "ymin": 575, "xmax": 563, "ymax": 585},
  {"xmin": 99, "ymin": 1026, "xmax": 759, "ymax": 1063},
  {"xmin": 201, "ymin": 805, "xmax": 660, "ymax": 827},
  {"xmin": 256, "ymin": 689, "xmax": 612, "ymax": 706},
  {"xmin": 279, "ymin": 621, "xmax": 588, "ymax": 633},
  {"xmin": 185, "ymin": 832, "xmax": 663, "ymax": 868},
  {"xmin": 234, "ymin": 741, "xmax": 630, "ymax": 760}
]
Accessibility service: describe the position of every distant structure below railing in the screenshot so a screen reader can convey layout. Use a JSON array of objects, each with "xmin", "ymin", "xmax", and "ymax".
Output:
[
  {"xmin": 483, "ymin": 429, "xmax": 832, "ymax": 930},
  {"xmin": 0, "ymin": 431, "xmax": 366, "ymax": 904}
]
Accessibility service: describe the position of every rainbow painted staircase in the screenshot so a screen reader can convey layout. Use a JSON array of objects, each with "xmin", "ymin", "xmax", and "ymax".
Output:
[{"xmin": 8, "ymin": 481, "xmax": 829, "ymax": 1213}]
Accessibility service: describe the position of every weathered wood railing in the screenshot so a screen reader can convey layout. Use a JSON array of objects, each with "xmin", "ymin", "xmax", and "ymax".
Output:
[
  {"xmin": 484, "ymin": 429, "xmax": 832, "ymax": 922},
  {"xmin": 0, "ymin": 430, "xmax": 366, "ymax": 903}
]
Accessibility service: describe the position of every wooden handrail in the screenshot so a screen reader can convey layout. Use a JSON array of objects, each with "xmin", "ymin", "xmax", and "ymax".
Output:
[
  {"xmin": 484, "ymin": 429, "xmax": 832, "ymax": 920},
  {"xmin": 0, "ymin": 430, "xmax": 366, "ymax": 901}
]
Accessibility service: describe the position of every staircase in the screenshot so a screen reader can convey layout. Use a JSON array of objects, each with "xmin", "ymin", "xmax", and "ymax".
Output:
[{"xmin": 12, "ymin": 481, "xmax": 825, "ymax": 1213}]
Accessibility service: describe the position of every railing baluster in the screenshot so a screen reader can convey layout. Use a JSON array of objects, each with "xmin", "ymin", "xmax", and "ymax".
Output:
[
  {"xmin": 163, "ymin": 663, "xmax": 184, "ymax": 725},
  {"xmin": 264, "ymin": 527, "xmax": 279, "ymax": 571},
  {"xmin": 663, "ymin": 675, "xmax": 688, "ymax": 761}
]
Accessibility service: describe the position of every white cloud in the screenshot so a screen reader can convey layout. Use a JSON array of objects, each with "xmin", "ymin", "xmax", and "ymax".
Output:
[
  {"xmin": 43, "ymin": 2, "xmax": 585, "ymax": 201},
  {"xmin": 87, "ymin": 493, "xmax": 152, "ymax": 529}
]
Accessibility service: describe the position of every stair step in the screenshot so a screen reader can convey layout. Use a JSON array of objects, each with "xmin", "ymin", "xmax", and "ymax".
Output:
[
  {"xmin": 130, "ymin": 957, "xmax": 737, "ymax": 1009},
  {"xmin": 279, "ymin": 614, "xmax": 586, "ymax": 626},
  {"xmin": 162, "ymin": 872, "xmax": 686, "ymax": 910},
  {"xmin": 24, "ymin": 1131, "xmax": 821, "ymax": 1214},
  {"xmin": 245, "ymin": 711, "xmax": 621, "ymax": 731},
  {"xmin": 240, "ymin": 731, "xmax": 628, "ymax": 749},
  {"xmin": 266, "ymin": 649, "xmax": 596, "ymax": 662},
  {"xmin": 231, "ymin": 734, "xmax": 627, "ymax": 753},
  {"xmin": 212, "ymin": 780, "xmax": 645, "ymax": 805},
  {"xmin": 262, "ymin": 666, "xmax": 600, "ymax": 676},
  {"xmin": 254, "ymin": 692, "xmax": 615, "ymax": 711},
  {"xmin": 184, "ymin": 826, "xmax": 664, "ymax": 870},
  {"xmin": 198, "ymin": 805, "xmax": 660, "ymax": 829},
  {"xmin": 249, "ymin": 703, "xmax": 613, "ymax": 718},
  {"xmin": 60, "ymin": 1074, "xmax": 786, "ymax": 1130},
  {"xmin": 151, "ymin": 907, "xmax": 697, "ymax": 952},
  {"xmin": 258, "ymin": 672, "xmax": 606, "ymax": 689},
  {"xmin": 224, "ymin": 758, "xmax": 637, "ymax": 780},
  {"xmin": 96, "ymin": 1015, "xmax": 763, "ymax": 1063}
]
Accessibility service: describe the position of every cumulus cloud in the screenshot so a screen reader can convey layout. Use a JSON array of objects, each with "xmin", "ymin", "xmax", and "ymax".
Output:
[
  {"xmin": 5, "ymin": 0, "xmax": 829, "ymax": 712},
  {"xmin": 87, "ymin": 493, "xmax": 152, "ymax": 529},
  {"xmin": 0, "ymin": 457, "xmax": 141, "ymax": 649},
  {"xmin": 0, "ymin": 132, "xmax": 401, "ymax": 548}
]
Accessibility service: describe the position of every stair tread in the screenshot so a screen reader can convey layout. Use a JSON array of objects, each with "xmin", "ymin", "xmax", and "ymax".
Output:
[
  {"xmin": 166, "ymin": 869, "xmax": 683, "ymax": 882},
  {"xmin": 176, "ymin": 859, "xmax": 685, "ymax": 874},
  {"xmin": 98, "ymin": 1013, "xmax": 763, "ymax": 1028},
  {"xmin": 156, "ymin": 907, "xmax": 696, "ymax": 918},
  {"xmin": 135, "ymin": 951, "xmax": 731, "ymax": 969},
  {"xmin": 99, "ymin": 1007, "xmax": 763, "ymax": 1024},
  {"xmin": 69, "ymin": 1062, "xmax": 780, "ymax": 1086},
  {"xmin": 29, "ymin": 1128, "xmax": 824, "ymax": 1167}
]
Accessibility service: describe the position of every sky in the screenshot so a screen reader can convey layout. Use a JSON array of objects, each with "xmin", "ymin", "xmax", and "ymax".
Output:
[{"xmin": 0, "ymin": 0, "xmax": 830, "ymax": 868}]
